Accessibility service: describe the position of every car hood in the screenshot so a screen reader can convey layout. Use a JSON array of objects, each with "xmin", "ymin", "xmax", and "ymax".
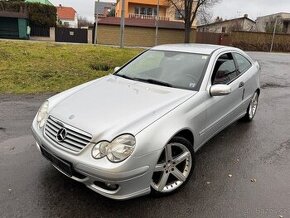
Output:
[{"xmin": 49, "ymin": 75, "xmax": 196, "ymax": 141}]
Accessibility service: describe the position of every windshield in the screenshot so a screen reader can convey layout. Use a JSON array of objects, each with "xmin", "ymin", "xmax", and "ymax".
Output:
[{"xmin": 115, "ymin": 50, "xmax": 209, "ymax": 91}]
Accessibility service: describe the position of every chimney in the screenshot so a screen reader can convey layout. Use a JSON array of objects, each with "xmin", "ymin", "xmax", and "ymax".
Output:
[{"xmin": 244, "ymin": 14, "xmax": 248, "ymax": 18}]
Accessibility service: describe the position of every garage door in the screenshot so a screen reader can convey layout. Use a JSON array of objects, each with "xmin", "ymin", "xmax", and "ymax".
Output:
[{"xmin": 0, "ymin": 17, "xmax": 19, "ymax": 39}]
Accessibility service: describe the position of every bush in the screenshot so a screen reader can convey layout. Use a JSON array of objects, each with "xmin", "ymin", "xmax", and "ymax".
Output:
[{"xmin": 27, "ymin": 3, "xmax": 56, "ymax": 27}]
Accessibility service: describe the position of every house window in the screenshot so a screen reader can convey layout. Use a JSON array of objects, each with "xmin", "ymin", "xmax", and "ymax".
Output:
[
  {"xmin": 147, "ymin": 8, "xmax": 153, "ymax": 16},
  {"xmin": 140, "ymin": 7, "xmax": 146, "ymax": 15},
  {"xmin": 222, "ymin": 27, "xmax": 226, "ymax": 33},
  {"xmin": 134, "ymin": 7, "xmax": 140, "ymax": 15},
  {"xmin": 134, "ymin": 6, "xmax": 157, "ymax": 16},
  {"xmin": 175, "ymin": 10, "xmax": 184, "ymax": 20}
]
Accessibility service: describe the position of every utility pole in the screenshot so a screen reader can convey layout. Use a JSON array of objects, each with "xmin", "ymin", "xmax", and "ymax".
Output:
[
  {"xmin": 155, "ymin": 0, "xmax": 160, "ymax": 46},
  {"xmin": 93, "ymin": 0, "xmax": 99, "ymax": 44},
  {"xmin": 120, "ymin": 0, "xmax": 125, "ymax": 48},
  {"xmin": 270, "ymin": 16, "xmax": 279, "ymax": 52}
]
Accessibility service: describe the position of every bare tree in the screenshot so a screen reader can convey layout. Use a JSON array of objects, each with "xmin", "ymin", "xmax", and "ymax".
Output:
[
  {"xmin": 78, "ymin": 16, "xmax": 93, "ymax": 28},
  {"xmin": 168, "ymin": 0, "xmax": 221, "ymax": 43},
  {"xmin": 197, "ymin": 7, "xmax": 213, "ymax": 25}
]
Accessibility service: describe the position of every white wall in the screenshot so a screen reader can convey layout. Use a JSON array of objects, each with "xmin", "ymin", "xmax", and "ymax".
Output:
[
  {"xmin": 60, "ymin": 14, "xmax": 78, "ymax": 28},
  {"xmin": 256, "ymin": 13, "xmax": 290, "ymax": 32},
  {"xmin": 198, "ymin": 19, "xmax": 255, "ymax": 33}
]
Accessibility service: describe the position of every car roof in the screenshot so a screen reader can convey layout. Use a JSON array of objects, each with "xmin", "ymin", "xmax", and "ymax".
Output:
[{"xmin": 151, "ymin": 43, "xmax": 233, "ymax": 55}]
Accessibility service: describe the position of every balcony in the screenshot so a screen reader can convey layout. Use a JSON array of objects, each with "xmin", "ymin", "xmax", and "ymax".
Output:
[
  {"xmin": 128, "ymin": 0, "xmax": 168, "ymax": 7},
  {"xmin": 128, "ymin": 13, "xmax": 169, "ymax": 21}
]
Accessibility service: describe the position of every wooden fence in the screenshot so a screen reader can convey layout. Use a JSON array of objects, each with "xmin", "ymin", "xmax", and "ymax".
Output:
[
  {"xmin": 231, "ymin": 31, "xmax": 290, "ymax": 52},
  {"xmin": 195, "ymin": 32, "xmax": 230, "ymax": 45}
]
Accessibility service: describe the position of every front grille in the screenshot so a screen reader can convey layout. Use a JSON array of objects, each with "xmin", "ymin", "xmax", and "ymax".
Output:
[{"xmin": 44, "ymin": 116, "xmax": 92, "ymax": 152}]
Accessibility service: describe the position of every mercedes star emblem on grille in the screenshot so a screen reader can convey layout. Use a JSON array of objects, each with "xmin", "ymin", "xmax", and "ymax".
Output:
[{"xmin": 56, "ymin": 128, "xmax": 67, "ymax": 142}]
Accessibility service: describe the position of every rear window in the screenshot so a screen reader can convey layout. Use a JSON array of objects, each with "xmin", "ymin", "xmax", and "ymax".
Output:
[{"xmin": 233, "ymin": 53, "xmax": 252, "ymax": 74}]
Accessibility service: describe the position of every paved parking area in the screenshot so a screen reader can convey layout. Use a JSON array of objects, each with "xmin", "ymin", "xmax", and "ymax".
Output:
[{"xmin": 0, "ymin": 52, "xmax": 290, "ymax": 218}]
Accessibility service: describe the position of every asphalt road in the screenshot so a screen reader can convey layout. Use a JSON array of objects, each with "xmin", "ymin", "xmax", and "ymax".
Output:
[{"xmin": 1, "ymin": 52, "xmax": 290, "ymax": 218}]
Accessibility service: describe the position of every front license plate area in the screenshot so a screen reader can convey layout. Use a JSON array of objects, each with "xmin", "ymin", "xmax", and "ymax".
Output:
[{"xmin": 40, "ymin": 146, "xmax": 73, "ymax": 177}]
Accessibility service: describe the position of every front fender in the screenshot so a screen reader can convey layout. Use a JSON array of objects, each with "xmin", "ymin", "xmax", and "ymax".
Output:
[{"xmin": 133, "ymin": 92, "xmax": 207, "ymax": 157}]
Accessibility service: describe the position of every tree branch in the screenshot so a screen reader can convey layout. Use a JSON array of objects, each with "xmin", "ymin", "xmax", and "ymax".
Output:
[
  {"xmin": 167, "ymin": 0, "xmax": 221, "ymax": 42},
  {"xmin": 168, "ymin": 0, "xmax": 185, "ymax": 20}
]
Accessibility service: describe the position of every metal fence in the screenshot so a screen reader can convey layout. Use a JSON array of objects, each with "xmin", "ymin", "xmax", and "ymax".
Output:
[
  {"xmin": 55, "ymin": 27, "xmax": 88, "ymax": 43},
  {"xmin": 30, "ymin": 25, "xmax": 50, "ymax": 37}
]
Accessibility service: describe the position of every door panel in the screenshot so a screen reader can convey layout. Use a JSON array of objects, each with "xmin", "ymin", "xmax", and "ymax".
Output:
[
  {"xmin": 201, "ymin": 79, "xmax": 243, "ymax": 140},
  {"xmin": 201, "ymin": 52, "xmax": 244, "ymax": 141},
  {"xmin": 233, "ymin": 52, "xmax": 258, "ymax": 111}
]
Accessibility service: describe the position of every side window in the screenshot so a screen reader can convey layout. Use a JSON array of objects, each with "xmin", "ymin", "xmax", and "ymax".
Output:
[
  {"xmin": 212, "ymin": 53, "xmax": 238, "ymax": 85},
  {"xmin": 233, "ymin": 53, "xmax": 252, "ymax": 74}
]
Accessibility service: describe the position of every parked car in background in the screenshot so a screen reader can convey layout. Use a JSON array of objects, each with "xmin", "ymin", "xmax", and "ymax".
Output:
[{"xmin": 32, "ymin": 44, "xmax": 260, "ymax": 200}]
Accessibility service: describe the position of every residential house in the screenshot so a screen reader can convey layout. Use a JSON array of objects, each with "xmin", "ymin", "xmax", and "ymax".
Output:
[
  {"xmin": 114, "ymin": 0, "xmax": 196, "ymax": 25},
  {"xmin": 95, "ymin": 0, "xmax": 197, "ymax": 46},
  {"xmin": 25, "ymin": 0, "xmax": 54, "ymax": 6},
  {"xmin": 57, "ymin": 5, "xmax": 78, "ymax": 28},
  {"xmin": 197, "ymin": 15, "xmax": 256, "ymax": 33},
  {"xmin": 95, "ymin": 1, "xmax": 115, "ymax": 20},
  {"xmin": 255, "ymin": 12, "xmax": 290, "ymax": 34}
]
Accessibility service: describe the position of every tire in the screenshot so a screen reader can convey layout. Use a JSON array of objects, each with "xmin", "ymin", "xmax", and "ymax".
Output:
[
  {"xmin": 150, "ymin": 136, "xmax": 195, "ymax": 197},
  {"xmin": 242, "ymin": 91, "xmax": 259, "ymax": 122}
]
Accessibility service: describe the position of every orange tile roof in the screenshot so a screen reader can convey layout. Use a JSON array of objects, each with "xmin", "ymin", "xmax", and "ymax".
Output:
[{"xmin": 57, "ymin": 6, "xmax": 76, "ymax": 20}]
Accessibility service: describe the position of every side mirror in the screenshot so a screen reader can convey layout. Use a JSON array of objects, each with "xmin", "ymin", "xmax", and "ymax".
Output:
[
  {"xmin": 210, "ymin": 84, "xmax": 232, "ymax": 96},
  {"xmin": 114, "ymin": 67, "xmax": 121, "ymax": 73}
]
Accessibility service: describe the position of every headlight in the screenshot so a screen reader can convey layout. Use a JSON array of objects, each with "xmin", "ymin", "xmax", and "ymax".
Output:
[
  {"xmin": 36, "ymin": 101, "xmax": 49, "ymax": 128},
  {"xmin": 91, "ymin": 141, "xmax": 109, "ymax": 159},
  {"xmin": 92, "ymin": 134, "xmax": 136, "ymax": 163}
]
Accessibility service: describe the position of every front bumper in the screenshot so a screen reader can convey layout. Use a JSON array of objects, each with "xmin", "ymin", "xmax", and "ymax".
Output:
[{"xmin": 32, "ymin": 120, "xmax": 161, "ymax": 200}]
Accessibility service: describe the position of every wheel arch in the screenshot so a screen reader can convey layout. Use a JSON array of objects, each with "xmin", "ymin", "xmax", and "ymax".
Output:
[
  {"xmin": 172, "ymin": 129, "xmax": 194, "ymax": 147},
  {"xmin": 256, "ymin": 88, "xmax": 260, "ymax": 96}
]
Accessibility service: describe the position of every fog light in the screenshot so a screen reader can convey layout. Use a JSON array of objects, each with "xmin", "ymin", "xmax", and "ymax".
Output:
[
  {"xmin": 94, "ymin": 181, "xmax": 119, "ymax": 191},
  {"xmin": 106, "ymin": 183, "xmax": 118, "ymax": 190}
]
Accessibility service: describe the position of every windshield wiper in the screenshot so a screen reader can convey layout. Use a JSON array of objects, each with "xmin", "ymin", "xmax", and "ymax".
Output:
[
  {"xmin": 134, "ymin": 78, "xmax": 173, "ymax": 87},
  {"xmin": 115, "ymin": 74, "xmax": 135, "ymax": 80},
  {"xmin": 115, "ymin": 74, "xmax": 173, "ymax": 87}
]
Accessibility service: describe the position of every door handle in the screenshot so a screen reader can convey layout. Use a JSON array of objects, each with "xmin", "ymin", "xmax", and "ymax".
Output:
[{"xmin": 239, "ymin": 82, "xmax": 245, "ymax": 88}]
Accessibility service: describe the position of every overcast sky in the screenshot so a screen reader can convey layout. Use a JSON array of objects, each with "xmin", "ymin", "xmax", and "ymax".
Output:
[{"xmin": 50, "ymin": 0, "xmax": 290, "ymax": 22}]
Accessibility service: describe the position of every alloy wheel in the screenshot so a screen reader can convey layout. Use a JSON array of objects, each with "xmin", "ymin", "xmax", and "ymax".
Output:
[
  {"xmin": 151, "ymin": 142, "xmax": 192, "ymax": 193},
  {"xmin": 249, "ymin": 92, "xmax": 258, "ymax": 119}
]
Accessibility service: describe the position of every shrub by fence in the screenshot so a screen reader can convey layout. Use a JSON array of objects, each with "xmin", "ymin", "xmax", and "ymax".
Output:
[{"xmin": 231, "ymin": 31, "xmax": 290, "ymax": 52}]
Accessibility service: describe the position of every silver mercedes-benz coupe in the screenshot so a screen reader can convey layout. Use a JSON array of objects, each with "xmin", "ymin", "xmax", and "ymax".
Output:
[{"xmin": 32, "ymin": 44, "xmax": 260, "ymax": 200}]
